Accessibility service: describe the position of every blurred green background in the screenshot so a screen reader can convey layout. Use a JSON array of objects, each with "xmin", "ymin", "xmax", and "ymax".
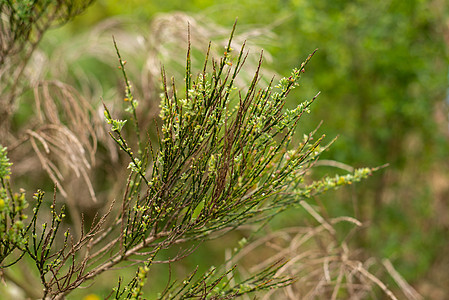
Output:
[{"xmin": 6, "ymin": 0, "xmax": 449, "ymax": 298}]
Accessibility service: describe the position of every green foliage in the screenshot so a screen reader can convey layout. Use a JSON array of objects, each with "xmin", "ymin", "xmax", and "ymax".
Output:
[
  {"xmin": 90, "ymin": 0, "xmax": 445, "ymax": 285},
  {"xmin": 276, "ymin": 0, "xmax": 446, "ymax": 164},
  {"xmin": 99, "ymin": 23, "xmax": 380, "ymax": 299},
  {"xmin": 104, "ymin": 25, "xmax": 375, "ymax": 249},
  {"xmin": 0, "ymin": 18, "xmax": 381, "ymax": 297},
  {"xmin": 0, "ymin": 0, "xmax": 94, "ymax": 58},
  {"xmin": 0, "ymin": 146, "xmax": 12, "ymax": 178},
  {"xmin": 3, "ymin": 0, "xmax": 442, "ymax": 297},
  {"xmin": 0, "ymin": 146, "xmax": 29, "ymax": 265},
  {"xmin": 268, "ymin": 0, "xmax": 448, "ymax": 283},
  {"xmin": 0, "ymin": 18, "xmax": 378, "ymax": 297}
]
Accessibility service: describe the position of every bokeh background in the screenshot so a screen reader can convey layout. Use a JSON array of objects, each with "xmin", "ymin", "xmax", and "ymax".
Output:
[{"xmin": 3, "ymin": 0, "xmax": 449, "ymax": 298}]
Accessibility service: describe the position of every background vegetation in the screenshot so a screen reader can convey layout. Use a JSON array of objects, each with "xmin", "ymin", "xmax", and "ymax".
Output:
[{"xmin": 1, "ymin": 0, "xmax": 448, "ymax": 299}]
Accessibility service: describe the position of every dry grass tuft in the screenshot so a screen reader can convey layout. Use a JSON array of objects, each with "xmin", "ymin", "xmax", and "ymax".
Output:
[{"xmin": 231, "ymin": 201, "xmax": 423, "ymax": 300}]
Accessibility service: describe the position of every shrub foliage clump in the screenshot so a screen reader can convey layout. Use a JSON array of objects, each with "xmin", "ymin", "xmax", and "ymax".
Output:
[{"xmin": 0, "ymin": 21, "xmax": 378, "ymax": 299}]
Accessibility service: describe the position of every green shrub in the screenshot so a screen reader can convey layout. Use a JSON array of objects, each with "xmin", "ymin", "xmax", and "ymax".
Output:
[{"xmin": 0, "ymin": 20, "xmax": 384, "ymax": 298}]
